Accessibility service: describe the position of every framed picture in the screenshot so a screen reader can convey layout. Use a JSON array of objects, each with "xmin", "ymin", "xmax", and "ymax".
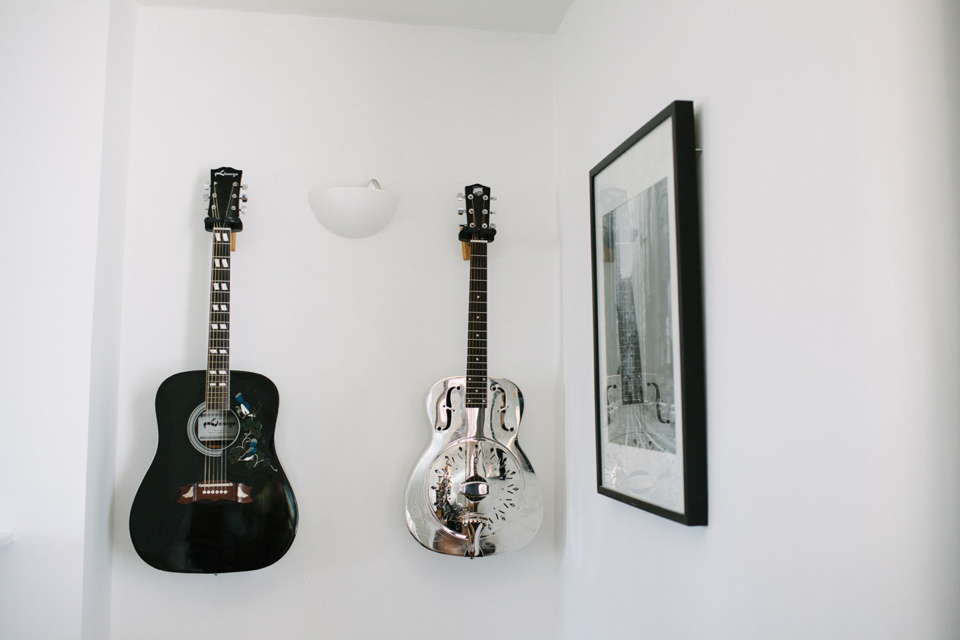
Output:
[{"xmin": 590, "ymin": 100, "xmax": 707, "ymax": 525}]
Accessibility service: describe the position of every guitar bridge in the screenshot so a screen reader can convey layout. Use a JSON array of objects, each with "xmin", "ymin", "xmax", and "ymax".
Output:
[{"xmin": 177, "ymin": 482, "xmax": 253, "ymax": 504}]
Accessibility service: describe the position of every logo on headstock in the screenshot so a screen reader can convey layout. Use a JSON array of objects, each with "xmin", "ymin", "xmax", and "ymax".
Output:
[{"xmin": 214, "ymin": 170, "xmax": 239, "ymax": 177}]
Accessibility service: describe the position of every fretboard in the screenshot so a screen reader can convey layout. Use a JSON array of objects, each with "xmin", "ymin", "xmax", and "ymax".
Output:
[
  {"xmin": 205, "ymin": 227, "xmax": 232, "ymax": 410},
  {"xmin": 465, "ymin": 239, "xmax": 488, "ymax": 407}
]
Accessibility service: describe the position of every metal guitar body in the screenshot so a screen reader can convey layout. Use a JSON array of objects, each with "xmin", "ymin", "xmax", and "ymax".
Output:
[{"xmin": 405, "ymin": 376, "xmax": 542, "ymax": 557}]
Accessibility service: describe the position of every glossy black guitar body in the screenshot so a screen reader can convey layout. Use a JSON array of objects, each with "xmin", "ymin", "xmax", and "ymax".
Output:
[{"xmin": 129, "ymin": 370, "xmax": 297, "ymax": 573}]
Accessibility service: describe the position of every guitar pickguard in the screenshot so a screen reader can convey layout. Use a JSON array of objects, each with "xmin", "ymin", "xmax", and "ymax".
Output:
[{"xmin": 227, "ymin": 394, "xmax": 279, "ymax": 471}]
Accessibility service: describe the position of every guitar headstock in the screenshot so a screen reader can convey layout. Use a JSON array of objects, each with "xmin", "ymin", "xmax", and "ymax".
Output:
[
  {"xmin": 204, "ymin": 166, "xmax": 246, "ymax": 232},
  {"xmin": 457, "ymin": 183, "xmax": 496, "ymax": 243}
]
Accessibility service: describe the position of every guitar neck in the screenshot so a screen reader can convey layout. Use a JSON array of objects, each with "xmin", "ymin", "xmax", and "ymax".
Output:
[
  {"xmin": 205, "ymin": 227, "xmax": 232, "ymax": 410},
  {"xmin": 465, "ymin": 239, "xmax": 488, "ymax": 407}
]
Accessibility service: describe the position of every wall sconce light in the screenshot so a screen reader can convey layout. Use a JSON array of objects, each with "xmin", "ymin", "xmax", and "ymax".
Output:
[{"xmin": 308, "ymin": 179, "xmax": 399, "ymax": 238}]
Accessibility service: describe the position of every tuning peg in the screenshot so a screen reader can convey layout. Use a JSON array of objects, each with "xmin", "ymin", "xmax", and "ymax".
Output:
[
  {"xmin": 490, "ymin": 223, "xmax": 496, "ymax": 229},
  {"xmin": 241, "ymin": 195, "xmax": 248, "ymax": 202},
  {"xmin": 241, "ymin": 184, "xmax": 248, "ymax": 190},
  {"xmin": 240, "ymin": 205, "xmax": 247, "ymax": 213},
  {"xmin": 457, "ymin": 193, "xmax": 464, "ymax": 201},
  {"xmin": 204, "ymin": 182, "xmax": 210, "ymax": 189},
  {"xmin": 491, "ymin": 196, "xmax": 497, "ymax": 201},
  {"xmin": 457, "ymin": 208, "xmax": 465, "ymax": 215},
  {"xmin": 490, "ymin": 210, "xmax": 497, "ymax": 215}
]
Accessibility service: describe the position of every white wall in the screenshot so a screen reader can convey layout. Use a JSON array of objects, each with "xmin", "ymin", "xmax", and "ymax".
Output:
[
  {"xmin": 4, "ymin": 2, "xmax": 960, "ymax": 638},
  {"xmin": 554, "ymin": 1, "xmax": 960, "ymax": 638},
  {"xmin": 110, "ymin": 7, "xmax": 558, "ymax": 640},
  {"xmin": 0, "ymin": 1, "xmax": 127, "ymax": 638},
  {"xmin": 82, "ymin": 0, "xmax": 137, "ymax": 638}
]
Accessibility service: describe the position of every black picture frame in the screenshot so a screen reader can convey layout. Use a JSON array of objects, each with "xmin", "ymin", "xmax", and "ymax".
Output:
[{"xmin": 589, "ymin": 100, "xmax": 706, "ymax": 525}]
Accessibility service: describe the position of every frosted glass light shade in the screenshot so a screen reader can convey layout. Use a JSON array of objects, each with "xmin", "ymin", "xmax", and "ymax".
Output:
[{"xmin": 308, "ymin": 179, "xmax": 399, "ymax": 238}]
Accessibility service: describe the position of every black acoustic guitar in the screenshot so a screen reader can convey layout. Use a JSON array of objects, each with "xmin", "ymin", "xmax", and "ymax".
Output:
[{"xmin": 129, "ymin": 167, "xmax": 297, "ymax": 573}]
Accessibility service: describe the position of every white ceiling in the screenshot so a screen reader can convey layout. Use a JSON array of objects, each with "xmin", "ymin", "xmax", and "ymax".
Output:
[{"xmin": 139, "ymin": 0, "xmax": 576, "ymax": 34}]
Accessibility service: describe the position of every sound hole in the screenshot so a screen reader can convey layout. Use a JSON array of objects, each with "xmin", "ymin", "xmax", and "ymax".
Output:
[{"xmin": 186, "ymin": 404, "xmax": 240, "ymax": 456}]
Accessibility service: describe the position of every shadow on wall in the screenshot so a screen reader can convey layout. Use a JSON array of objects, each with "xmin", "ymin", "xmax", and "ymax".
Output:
[{"xmin": 931, "ymin": 3, "xmax": 960, "ymax": 632}]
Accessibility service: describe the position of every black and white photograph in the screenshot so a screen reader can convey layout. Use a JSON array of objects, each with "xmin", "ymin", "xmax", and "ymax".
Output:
[
  {"xmin": 602, "ymin": 178, "xmax": 675, "ymax": 453},
  {"xmin": 591, "ymin": 101, "xmax": 707, "ymax": 524}
]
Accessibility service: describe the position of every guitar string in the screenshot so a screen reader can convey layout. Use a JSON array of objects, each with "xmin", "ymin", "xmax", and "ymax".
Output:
[
  {"xmin": 218, "ymin": 211, "xmax": 224, "ymax": 490},
  {"xmin": 223, "ymin": 182, "xmax": 236, "ymax": 492},
  {"xmin": 216, "ymin": 218, "xmax": 223, "ymax": 486},
  {"xmin": 477, "ymin": 233, "xmax": 486, "ymax": 522},
  {"xmin": 217, "ymin": 219, "xmax": 223, "ymax": 490},
  {"xmin": 205, "ymin": 185, "xmax": 216, "ymax": 493},
  {"xmin": 220, "ymin": 181, "xmax": 238, "ymax": 493},
  {"xmin": 465, "ymin": 204, "xmax": 475, "ymax": 537},
  {"xmin": 216, "ymin": 222, "xmax": 221, "ymax": 489},
  {"xmin": 219, "ymin": 216, "xmax": 225, "ymax": 487},
  {"xmin": 475, "ymin": 214, "xmax": 488, "ymax": 540},
  {"xmin": 216, "ymin": 217, "xmax": 225, "ymax": 489},
  {"xmin": 473, "ymin": 235, "xmax": 483, "ymax": 534},
  {"xmin": 465, "ymin": 195, "xmax": 488, "ymax": 536},
  {"xmin": 217, "ymin": 224, "xmax": 225, "ymax": 489},
  {"xmin": 222, "ymin": 216, "xmax": 226, "ymax": 490},
  {"xmin": 209, "ymin": 190, "xmax": 218, "ymax": 492},
  {"xmin": 477, "ymin": 196, "xmax": 491, "ymax": 535}
]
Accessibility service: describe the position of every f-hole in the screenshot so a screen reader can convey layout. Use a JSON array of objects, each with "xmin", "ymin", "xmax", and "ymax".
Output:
[
  {"xmin": 439, "ymin": 385, "xmax": 461, "ymax": 431},
  {"xmin": 491, "ymin": 384, "xmax": 512, "ymax": 432},
  {"xmin": 605, "ymin": 382, "xmax": 618, "ymax": 405},
  {"xmin": 647, "ymin": 382, "xmax": 671, "ymax": 424}
]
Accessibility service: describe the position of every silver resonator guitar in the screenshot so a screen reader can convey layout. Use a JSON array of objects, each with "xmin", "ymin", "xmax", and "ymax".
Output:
[{"xmin": 404, "ymin": 184, "xmax": 542, "ymax": 558}]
